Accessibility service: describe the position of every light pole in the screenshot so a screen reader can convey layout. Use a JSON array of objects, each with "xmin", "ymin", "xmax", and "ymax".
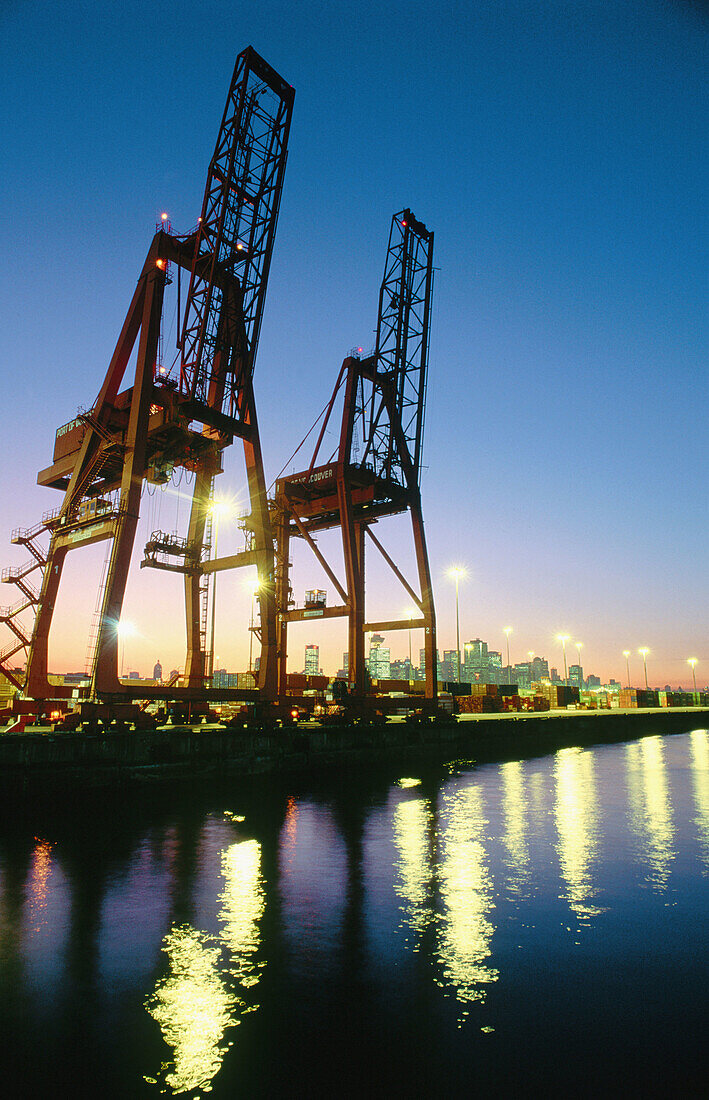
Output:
[
  {"xmin": 406, "ymin": 608, "xmax": 416, "ymax": 678},
  {"xmin": 638, "ymin": 647, "xmax": 650, "ymax": 691},
  {"xmin": 116, "ymin": 620, "xmax": 135, "ymax": 679},
  {"xmin": 688, "ymin": 658, "xmax": 698, "ymax": 693},
  {"xmin": 503, "ymin": 626, "xmax": 512, "ymax": 683},
  {"xmin": 623, "ymin": 650, "xmax": 631, "ymax": 688},
  {"xmin": 557, "ymin": 634, "xmax": 569, "ymax": 685},
  {"xmin": 448, "ymin": 568, "xmax": 465, "ymax": 682},
  {"xmin": 575, "ymin": 641, "xmax": 583, "ymax": 688},
  {"xmin": 249, "ymin": 580, "xmax": 261, "ymax": 673},
  {"xmin": 464, "ymin": 642, "xmax": 474, "ymax": 683}
]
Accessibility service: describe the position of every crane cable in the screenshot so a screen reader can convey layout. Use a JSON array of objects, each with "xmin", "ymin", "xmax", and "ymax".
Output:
[{"xmin": 268, "ymin": 372, "xmax": 348, "ymax": 492}]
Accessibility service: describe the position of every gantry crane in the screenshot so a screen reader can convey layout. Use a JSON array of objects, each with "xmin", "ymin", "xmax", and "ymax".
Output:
[
  {"xmin": 273, "ymin": 209, "xmax": 437, "ymax": 704},
  {"xmin": 1, "ymin": 47, "xmax": 293, "ymax": 706}
]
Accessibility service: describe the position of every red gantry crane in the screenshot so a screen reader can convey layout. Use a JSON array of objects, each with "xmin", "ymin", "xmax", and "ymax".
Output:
[
  {"xmin": 273, "ymin": 209, "xmax": 437, "ymax": 706},
  {"xmin": 1, "ymin": 47, "xmax": 294, "ymax": 709}
]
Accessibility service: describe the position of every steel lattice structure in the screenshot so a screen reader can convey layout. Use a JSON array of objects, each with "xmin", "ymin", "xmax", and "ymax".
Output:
[
  {"xmin": 360, "ymin": 209, "xmax": 433, "ymax": 485},
  {"xmin": 1, "ymin": 47, "xmax": 293, "ymax": 708},
  {"xmin": 273, "ymin": 210, "xmax": 437, "ymax": 704},
  {"xmin": 179, "ymin": 51, "xmax": 293, "ymax": 415}
]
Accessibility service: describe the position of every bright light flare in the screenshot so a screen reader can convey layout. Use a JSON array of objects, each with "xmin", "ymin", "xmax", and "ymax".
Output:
[
  {"xmin": 209, "ymin": 498, "xmax": 234, "ymax": 520},
  {"xmin": 116, "ymin": 620, "xmax": 136, "ymax": 639},
  {"xmin": 448, "ymin": 566, "xmax": 466, "ymax": 582},
  {"xmin": 688, "ymin": 658, "xmax": 698, "ymax": 668}
]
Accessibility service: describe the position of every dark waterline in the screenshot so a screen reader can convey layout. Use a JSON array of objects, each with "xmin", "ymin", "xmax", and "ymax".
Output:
[{"xmin": 1, "ymin": 728, "xmax": 708, "ymax": 1096}]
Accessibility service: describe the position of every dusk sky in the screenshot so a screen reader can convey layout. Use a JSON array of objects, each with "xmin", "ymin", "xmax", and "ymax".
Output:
[{"xmin": 1, "ymin": 0, "xmax": 706, "ymax": 687}]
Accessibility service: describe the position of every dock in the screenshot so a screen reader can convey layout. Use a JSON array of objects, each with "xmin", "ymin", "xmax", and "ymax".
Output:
[{"xmin": 1, "ymin": 706, "xmax": 706, "ymax": 793}]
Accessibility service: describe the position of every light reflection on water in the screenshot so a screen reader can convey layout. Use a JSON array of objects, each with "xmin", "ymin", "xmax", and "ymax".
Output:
[
  {"xmin": 626, "ymin": 736, "xmax": 675, "ymax": 888},
  {"xmin": 145, "ymin": 835, "xmax": 266, "ymax": 1094},
  {"xmin": 392, "ymin": 795, "xmax": 433, "ymax": 943},
  {"xmin": 219, "ymin": 838, "xmax": 266, "ymax": 987},
  {"xmin": 500, "ymin": 760, "xmax": 530, "ymax": 890},
  {"xmin": 554, "ymin": 747, "xmax": 602, "ymax": 919},
  {"xmin": 1, "ymin": 729, "xmax": 708, "ymax": 1095},
  {"xmin": 24, "ymin": 839, "xmax": 54, "ymax": 934},
  {"xmin": 688, "ymin": 729, "xmax": 709, "ymax": 866},
  {"xmin": 435, "ymin": 784, "xmax": 498, "ymax": 1009},
  {"xmin": 145, "ymin": 924, "xmax": 233, "ymax": 1093}
]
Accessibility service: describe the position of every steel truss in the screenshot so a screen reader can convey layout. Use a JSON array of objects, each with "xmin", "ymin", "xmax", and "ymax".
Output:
[
  {"xmin": 3, "ymin": 47, "xmax": 293, "ymax": 704},
  {"xmin": 273, "ymin": 210, "xmax": 437, "ymax": 703}
]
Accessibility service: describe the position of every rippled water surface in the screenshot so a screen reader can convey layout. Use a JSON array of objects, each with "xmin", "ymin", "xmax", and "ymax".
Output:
[{"xmin": 1, "ymin": 729, "xmax": 708, "ymax": 1096}]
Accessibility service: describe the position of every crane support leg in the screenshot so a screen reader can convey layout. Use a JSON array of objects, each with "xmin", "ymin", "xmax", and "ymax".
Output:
[
  {"xmin": 240, "ymin": 379, "xmax": 277, "ymax": 701},
  {"xmin": 25, "ymin": 540, "xmax": 69, "ymax": 699},
  {"xmin": 92, "ymin": 264, "xmax": 166, "ymax": 694},
  {"xmin": 410, "ymin": 499, "xmax": 437, "ymax": 701},
  {"xmin": 184, "ymin": 466, "xmax": 213, "ymax": 688},
  {"xmin": 275, "ymin": 507, "xmax": 290, "ymax": 698}
]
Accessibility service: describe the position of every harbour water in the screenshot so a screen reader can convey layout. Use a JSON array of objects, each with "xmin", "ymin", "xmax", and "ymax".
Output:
[{"xmin": 1, "ymin": 728, "xmax": 708, "ymax": 1096}]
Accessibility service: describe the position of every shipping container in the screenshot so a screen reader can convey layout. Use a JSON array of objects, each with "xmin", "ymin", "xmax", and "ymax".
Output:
[{"xmin": 442, "ymin": 682, "xmax": 471, "ymax": 696}]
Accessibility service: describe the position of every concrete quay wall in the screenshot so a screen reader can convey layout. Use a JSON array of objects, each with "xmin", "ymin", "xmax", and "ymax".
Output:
[{"xmin": 1, "ymin": 707, "xmax": 706, "ymax": 792}]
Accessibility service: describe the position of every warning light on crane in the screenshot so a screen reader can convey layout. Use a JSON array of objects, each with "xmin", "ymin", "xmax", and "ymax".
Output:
[
  {"xmin": 161, "ymin": 212, "xmax": 168, "ymax": 221},
  {"xmin": 156, "ymin": 258, "xmax": 165, "ymax": 270}
]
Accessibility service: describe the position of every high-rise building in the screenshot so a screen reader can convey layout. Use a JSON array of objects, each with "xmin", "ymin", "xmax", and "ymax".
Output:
[
  {"xmin": 487, "ymin": 650, "xmax": 502, "ymax": 683},
  {"xmin": 441, "ymin": 650, "xmax": 458, "ymax": 681},
  {"xmin": 463, "ymin": 638, "xmax": 488, "ymax": 682},
  {"xmin": 153, "ymin": 660, "xmax": 162, "ymax": 682},
  {"xmin": 512, "ymin": 661, "xmax": 531, "ymax": 688},
  {"xmin": 304, "ymin": 644, "xmax": 320, "ymax": 675},
  {"xmin": 531, "ymin": 656, "xmax": 549, "ymax": 681},
  {"xmin": 420, "ymin": 648, "xmax": 439, "ymax": 678},
  {"xmin": 569, "ymin": 664, "xmax": 584, "ymax": 689},
  {"xmin": 368, "ymin": 634, "xmax": 390, "ymax": 679}
]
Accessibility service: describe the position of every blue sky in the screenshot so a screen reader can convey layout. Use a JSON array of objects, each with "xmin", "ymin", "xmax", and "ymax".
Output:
[{"xmin": 0, "ymin": 0, "xmax": 706, "ymax": 685}]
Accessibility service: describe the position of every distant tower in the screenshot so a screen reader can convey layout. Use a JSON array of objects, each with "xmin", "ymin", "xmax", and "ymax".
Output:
[
  {"xmin": 153, "ymin": 659, "xmax": 162, "ymax": 682},
  {"xmin": 304, "ymin": 644, "xmax": 320, "ymax": 675}
]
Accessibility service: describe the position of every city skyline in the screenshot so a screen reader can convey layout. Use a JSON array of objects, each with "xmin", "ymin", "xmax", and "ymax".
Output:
[
  {"xmin": 1, "ymin": 2, "xmax": 706, "ymax": 689},
  {"xmin": 46, "ymin": 634, "xmax": 706, "ymax": 694}
]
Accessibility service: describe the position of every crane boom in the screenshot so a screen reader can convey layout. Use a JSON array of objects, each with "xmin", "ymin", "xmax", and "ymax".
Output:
[
  {"xmin": 179, "ymin": 46, "xmax": 294, "ymax": 416},
  {"xmin": 360, "ymin": 208, "xmax": 434, "ymax": 486}
]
